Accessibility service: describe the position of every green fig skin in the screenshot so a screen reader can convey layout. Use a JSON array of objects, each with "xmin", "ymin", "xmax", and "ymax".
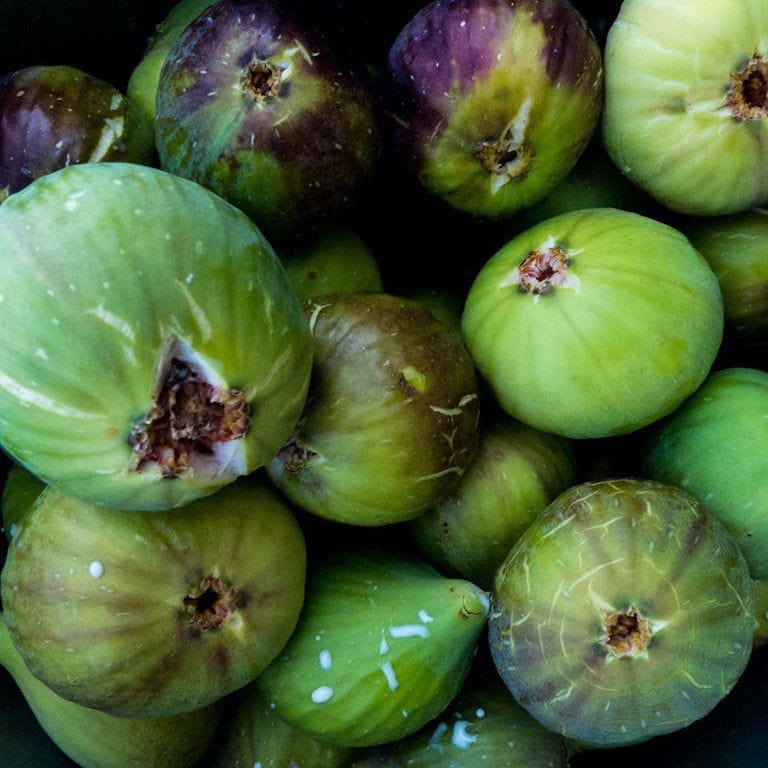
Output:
[
  {"xmin": 461, "ymin": 207, "xmax": 724, "ymax": 438},
  {"xmin": 350, "ymin": 674, "xmax": 570, "ymax": 768},
  {"xmin": 489, "ymin": 478, "xmax": 756, "ymax": 749},
  {"xmin": 256, "ymin": 548, "xmax": 490, "ymax": 748},
  {"xmin": 280, "ymin": 227, "xmax": 383, "ymax": 303},
  {"xmin": 409, "ymin": 414, "xmax": 577, "ymax": 591},
  {"xmin": 1, "ymin": 462, "xmax": 45, "ymax": 541},
  {"xmin": 267, "ymin": 291, "xmax": 482, "ymax": 526},
  {"xmin": 203, "ymin": 680, "xmax": 358, "ymax": 768},
  {"xmin": 0, "ymin": 161, "xmax": 312, "ymax": 511},
  {"xmin": 0, "ymin": 475, "xmax": 306, "ymax": 719},
  {"xmin": 0, "ymin": 612, "xmax": 222, "ymax": 768},
  {"xmin": 640, "ymin": 366, "xmax": 768, "ymax": 580}
]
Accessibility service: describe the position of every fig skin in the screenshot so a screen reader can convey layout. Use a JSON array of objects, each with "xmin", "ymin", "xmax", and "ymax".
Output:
[
  {"xmin": 383, "ymin": 0, "xmax": 604, "ymax": 218},
  {"xmin": 155, "ymin": 0, "xmax": 382, "ymax": 243},
  {"xmin": 602, "ymin": 0, "xmax": 768, "ymax": 216},
  {"xmin": 267, "ymin": 291, "xmax": 482, "ymax": 526},
  {"xmin": 255, "ymin": 548, "xmax": 490, "ymax": 748},
  {"xmin": 489, "ymin": 478, "xmax": 756, "ymax": 749},
  {"xmin": 640, "ymin": 366, "xmax": 768, "ymax": 580},
  {"xmin": 1, "ymin": 462, "xmax": 45, "ymax": 541},
  {"xmin": 0, "ymin": 612, "xmax": 223, "ymax": 768},
  {"xmin": 0, "ymin": 161, "xmax": 312, "ymax": 511},
  {"xmin": 0, "ymin": 474, "xmax": 307, "ymax": 719},
  {"xmin": 0, "ymin": 64, "xmax": 155, "ymax": 200},
  {"xmin": 461, "ymin": 207, "xmax": 724, "ymax": 438}
]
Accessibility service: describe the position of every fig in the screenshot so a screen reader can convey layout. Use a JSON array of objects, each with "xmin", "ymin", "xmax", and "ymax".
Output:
[
  {"xmin": 409, "ymin": 414, "xmax": 577, "ymax": 590},
  {"xmin": 126, "ymin": 0, "xmax": 218, "ymax": 125},
  {"xmin": 0, "ymin": 161, "xmax": 312, "ymax": 511},
  {"xmin": 1, "ymin": 462, "xmax": 45, "ymax": 541},
  {"xmin": 267, "ymin": 291, "xmax": 482, "ymax": 526},
  {"xmin": 280, "ymin": 227, "xmax": 383, "ymax": 303},
  {"xmin": 154, "ymin": 0, "xmax": 382, "ymax": 243},
  {"xmin": 0, "ymin": 474, "xmax": 306, "ymax": 718},
  {"xmin": 256, "ymin": 547, "xmax": 490, "ymax": 747},
  {"xmin": 0, "ymin": 64, "xmax": 155, "ymax": 200},
  {"xmin": 382, "ymin": 0, "xmax": 604, "ymax": 218},
  {"xmin": 640, "ymin": 366, "xmax": 768, "ymax": 580},
  {"xmin": 0, "ymin": 612, "xmax": 222, "ymax": 768},
  {"xmin": 350, "ymin": 672, "xmax": 570, "ymax": 767},
  {"xmin": 489, "ymin": 478, "xmax": 756, "ymax": 748},
  {"xmin": 461, "ymin": 207, "xmax": 724, "ymax": 438},
  {"xmin": 203, "ymin": 679, "xmax": 357, "ymax": 768},
  {"xmin": 601, "ymin": 0, "xmax": 768, "ymax": 216}
]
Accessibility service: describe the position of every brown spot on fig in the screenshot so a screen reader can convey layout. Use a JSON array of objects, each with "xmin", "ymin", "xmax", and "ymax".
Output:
[
  {"xmin": 728, "ymin": 53, "xmax": 768, "ymax": 122},
  {"xmin": 183, "ymin": 575, "xmax": 240, "ymax": 632},
  {"xmin": 602, "ymin": 606, "xmax": 653, "ymax": 659},
  {"xmin": 276, "ymin": 428, "xmax": 317, "ymax": 473}
]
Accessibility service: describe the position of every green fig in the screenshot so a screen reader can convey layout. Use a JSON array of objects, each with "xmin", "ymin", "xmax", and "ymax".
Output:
[
  {"xmin": 0, "ymin": 474, "xmax": 306, "ymax": 719},
  {"xmin": 267, "ymin": 292, "xmax": 481, "ymax": 526},
  {"xmin": 0, "ymin": 161, "xmax": 312, "ymax": 511},
  {"xmin": 256, "ymin": 548, "xmax": 490, "ymax": 748},
  {"xmin": 0, "ymin": 612, "xmax": 222, "ymax": 768},
  {"xmin": 489, "ymin": 478, "xmax": 756, "ymax": 749},
  {"xmin": 204, "ymin": 679, "xmax": 358, "ymax": 768},
  {"xmin": 1, "ymin": 462, "xmax": 44, "ymax": 541}
]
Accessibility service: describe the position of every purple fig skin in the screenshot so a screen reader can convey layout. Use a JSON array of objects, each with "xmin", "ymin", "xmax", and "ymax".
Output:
[
  {"xmin": 0, "ymin": 65, "xmax": 155, "ymax": 199},
  {"xmin": 155, "ymin": 0, "xmax": 382, "ymax": 244},
  {"xmin": 383, "ymin": 0, "xmax": 603, "ymax": 218}
]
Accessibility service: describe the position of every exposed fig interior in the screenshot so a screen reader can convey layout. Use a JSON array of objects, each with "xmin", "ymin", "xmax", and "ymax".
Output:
[
  {"xmin": 276, "ymin": 428, "xmax": 317, "ymax": 473},
  {"xmin": 129, "ymin": 355, "xmax": 250, "ymax": 478},
  {"xmin": 242, "ymin": 60, "xmax": 283, "ymax": 101},
  {"xmin": 728, "ymin": 54, "xmax": 768, "ymax": 121},
  {"xmin": 603, "ymin": 607, "xmax": 653, "ymax": 659},
  {"xmin": 183, "ymin": 576, "xmax": 239, "ymax": 631},
  {"xmin": 514, "ymin": 246, "xmax": 572, "ymax": 295}
]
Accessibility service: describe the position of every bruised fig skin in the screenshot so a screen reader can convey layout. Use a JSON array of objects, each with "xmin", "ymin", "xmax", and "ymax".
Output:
[
  {"xmin": 0, "ymin": 65, "xmax": 155, "ymax": 198},
  {"xmin": 489, "ymin": 478, "xmax": 756, "ymax": 749},
  {"xmin": 0, "ymin": 474, "xmax": 307, "ymax": 719},
  {"xmin": 383, "ymin": 0, "xmax": 604, "ymax": 218},
  {"xmin": 267, "ymin": 291, "xmax": 482, "ymax": 526},
  {"xmin": 0, "ymin": 612, "xmax": 223, "ymax": 768},
  {"xmin": 155, "ymin": 0, "xmax": 382, "ymax": 243}
]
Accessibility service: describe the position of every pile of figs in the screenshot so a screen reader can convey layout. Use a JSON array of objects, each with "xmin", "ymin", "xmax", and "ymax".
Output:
[{"xmin": 1, "ymin": 0, "xmax": 767, "ymax": 766}]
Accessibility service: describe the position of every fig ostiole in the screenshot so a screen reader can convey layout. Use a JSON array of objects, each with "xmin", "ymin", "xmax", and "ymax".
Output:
[
  {"xmin": 0, "ymin": 161, "xmax": 312, "ymax": 511},
  {"xmin": 461, "ymin": 207, "xmax": 724, "ymax": 438},
  {"xmin": 256, "ymin": 547, "xmax": 490, "ymax": 747},
  {"xmin": 0, "ymin": 473, "xmax": 307, "ymax": 719},
  {"xmin": 382, "ymin": 0, "xmax": 604, "ymax": 218},
  {"xmin": 489, "ymin": 478, "xmax": 756, "ymax": 748},
  {"xmin": 267, "ymin": 291, "xmax": 482, "ymax": 526},
  {"xmin": 0, "ymin": 612, "xmax": 222, "ymax": 768}
]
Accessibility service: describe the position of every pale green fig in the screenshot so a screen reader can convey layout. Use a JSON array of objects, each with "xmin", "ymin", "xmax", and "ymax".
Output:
[
  {"xmin": 410, "ymin": 414, "xmax": 577, "ymax": 590},
  {"xmin": 0, "ymin": 161, "xmax": 312, "ymax": 511},
  {"xmin": 0, "ymin": 475, "xmax": 306, "ymax": 719},
  {"xmin": 461, "ymin": 207, "xmax": 723, "ymax": 438},
  {"xmin": 602, "ymin": 0, "xmax": 768, "ymax": 216},
  {"xmin": 256, "ymin": 548, "xmax": 490, "ymax": 747},
  {"xmin": 753, "ymin": 580, "xmax": 768, "ymax": 649},
  {"xmin": 489, "ymin": 478, "xmax": 755, "ymax": 748},
  {"xmin": 0, "ymin": 612, "xmax": 222, "ymax": 768},
  {"xmin": 1, "ymin": 462, "xmax": 44, "ymax": 541},
  {"xmin": 204, "ymin": 680, "xmax": 358, "ymax": 768}
]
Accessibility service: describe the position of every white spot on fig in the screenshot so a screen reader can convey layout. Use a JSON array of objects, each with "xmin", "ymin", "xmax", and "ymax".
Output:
[
  {"xmin": 418, "ymin": 609, "xmax": 434, "ymax": 623},
  {"xmin": 380, "ymin": 661, "xmax": 399, "ymax": 690},
  {"xmin": 452, "ymin": 720, "xmax": 477, "ymax": 749},
  {"xmin": 476, "ymin": 708, "xmax": 485, "ymax": 718},
  {"xmin": 389, "ymin": 624, "xmax": 430, "ymax": 639},
  {"xmin": 319, "ymin": 649, "xmax": 332, "ymax": 669},
  {"xmin": 88, "ymin": 560, "xmax": 104, "ymax": 579},
  {"xmin": 311, "ymin": 685, "xmax": 333, "ymax": 703},
  {"xmin": 428, "ymin": 721, "xmax": 449, "ymax": 750},
  {"xmin": 379, "ymin": 633, "xmax": 389, "ymax": 655},
  {"xmin": 35, "ymin": 348, "xmax": 48, "ymax": 360}
]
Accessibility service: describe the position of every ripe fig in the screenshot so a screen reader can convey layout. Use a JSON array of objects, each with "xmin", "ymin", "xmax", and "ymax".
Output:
[
  {"xmin": 461, "ymin": 207, "xmax": 724, "ymax": 438},
  {"xmin": 0, "ymin": 161, "xmax": 312, "ymax": 511},
  {"xmin": 0, "ymin": 64, "xmax": 155, "ymax": 201},
  {"xmin": 267, "ymin": 291, "xmax": 481, "ymax": 526},
  {"xmin": 602, "ymin": 0, "xmax": 768, "ymax": 216},
  {"xmin": 0, "ymin": 475, "xmax": 306, "ymax": 719},
  {"xmin": 0, "ymin": 612, "xmax": 222, "ymax": 768},
  {"xmin": 489, "ymin": 478, "xmax": 756, "ymax": 748},
  {"xmin": 409, "ymin": 414, "xmax": 576, "ymax": 590},
  {"xmin": 256, "ymin": 548, "xmax": 490, "ymax": 747},
  {"xmin": 382, "ymin": 0, "xmax": 604, "ymax": 218},
  {"xmin": 640, "ymin": 366, "xmax": 768, "ymax": 580},
  {"xmin": 155, "ymin": 0, "xmax": 382, "ymax": 243}
]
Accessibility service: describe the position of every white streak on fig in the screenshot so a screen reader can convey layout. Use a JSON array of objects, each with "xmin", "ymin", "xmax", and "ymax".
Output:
[
  {"xmin": 89, "ymin": 116, "xmax": 125, "ymax": 162},
  {"xmin": 428, "ymin": 721, "xmax": 449, "ymax": 750},
  {"xmin": 380, "ymin": 661, "xmax": 399, "ymax": 690},
  {"xmin": 88, "ymin": 560, "xmax": 104, "ymax": 579},
  {"xmin": 0, "ymin": 370, "xmax": 100, "ymax": 418},
  {"xmin": 418, "ymin": 609, "xmax": 434, "ymax": 623},
  {"xmin": 389, "ymin": 624, "xmax": 430, "ymax": 639},
  {"xmin": 379, "ymin": 633, "xmax": 389, "ymax": 655},
  {"xmin": 319, "ymin": 649, "xmax": 332, "ymax": 669},
  {"xmin": 451, "ymin": 720, "xmax": 477, "ymax": 749},
  {"xmin": 87, "ymin": 305, "xmax": 136, "ymax": 342},
  {"xmin": 176, "ymin": 281, "xmax": 212, "ymax": 342},
  {"xmin": 310, "ymin": 685, "xmax": 333, "ymax": 703}
]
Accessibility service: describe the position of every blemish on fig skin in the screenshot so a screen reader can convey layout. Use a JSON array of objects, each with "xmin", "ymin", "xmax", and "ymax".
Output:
[
  {"xmin": 501, "ymin": 243, "xmax": 581, "ymax": 297},
  {"xmin": 728, "ymin": 53, "xmax": 768, "ymax": 122},
  {"xmin": 276, "ymin": 428, "xmax": 318, "ymax": 473},
  {"xmin": 183, "ymin": 575, "xmax": 240, "ymax": 633}
]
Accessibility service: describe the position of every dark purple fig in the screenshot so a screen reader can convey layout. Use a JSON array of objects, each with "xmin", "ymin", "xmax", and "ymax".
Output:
[
  {"xmin": 0, "ymin": 65, "xmax": 155, "ymax": 200},
  {"xmin": 382, "ymin": 0, "xmax": 603, "ymax": 219},
  {"xmin": 155, "ymin": 0, "xmax": 382, "ymax": 243}
]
